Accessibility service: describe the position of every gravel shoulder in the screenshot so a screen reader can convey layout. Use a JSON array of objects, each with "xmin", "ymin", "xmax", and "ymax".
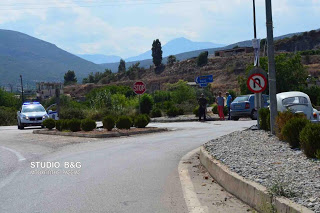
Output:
[{"xmin": 204, "ymin": 129, "xmax": 320, "ymax": 213}]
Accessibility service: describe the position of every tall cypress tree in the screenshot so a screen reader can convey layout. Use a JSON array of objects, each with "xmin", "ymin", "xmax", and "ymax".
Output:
[
  {"xmin": 152, "ymin": 39, "xmax": 163, "ymax": 68},
  {"xmin": 118, "ymin": 59, "xmax": 126, "ymax": 73}
]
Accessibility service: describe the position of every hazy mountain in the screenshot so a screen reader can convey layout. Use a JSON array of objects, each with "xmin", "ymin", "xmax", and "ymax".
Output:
[
  {"xmin": 0, "ymin": 29, "xmax": 104, "ymax": 86},
  {"xmin": 76, "ymin": 54, "xmax": 121, "ymax": 64},
  {"xmin": 126, "ymin": 37, "xmax": 224, "ymax": 62}
]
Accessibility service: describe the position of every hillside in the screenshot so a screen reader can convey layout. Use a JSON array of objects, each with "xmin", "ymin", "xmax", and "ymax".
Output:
[
  {"xmin": 0, "ymin": 29, "xmax": 104, "ymax": 86},
  {"xmin": 100, "ymin": 31, "xmax": 303, "ymax": 73}
]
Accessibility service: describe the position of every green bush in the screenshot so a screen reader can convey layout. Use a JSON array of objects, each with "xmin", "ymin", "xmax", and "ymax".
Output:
[
  {"xmin": 140, "ymin": 94, "xmax": 154, "ymax": 114},
  {"xmin": 166, "ymin": 107, "xmax": 179, "ymax": 117},
  {"xmin": 103, "ymin": 115, "xmax": 116, "ymax": 131},
  {"xmin": 197, "ymin": 51, "xmax": 208, "ymax": 67},
  {"xmin": 81, "ymin": 119, "xmax": 96, "ymax": 131},
  {"xmin": 68, "ymin": 119, "xmax": 81, "ymax": 132},
  {"xmin": 178, "ymin": 108, "xmax": 184, "ymax": 115},
  {"xmin": 0, "ymin": 106, "xmax": 17, "ymax": 126},
  {"xmin": 134, "ymin": 114, "xmax": 150, "ymax": 128},
  {"xmin": 42, "ymin": 118, "xmax": 55, "ymax": 130},
  {"xmin": 212, "ymin": 104, "xmax": 218, "ymax": 114},
  {"xmin": 282, "ymin": 117, "xmax": 309, "ymax": 148},
  {"xmin": 223, "ymin": 106, "xmax": 228, "ymax": 116},
  {"xmin": 259, "ymin": 108, "xmax": 270, "ymax": 131},
  {"xmin": 151, "ymin": 108, "xmax": 162, "ymax": 118},
  {"xmin": 116, "ymin": 116, "xmax": 132, "ymax": 129},
  {"xmin": 60, "ymin": 108, "xmax": 85, "ymax": 120},
  {"xmin": 300, "ymin": 123, "xmax": 320, "ymax": 158},
  {"xmin": 55, "ymin": 119, "xmax": 69, "ymax": 131},
  {"xmin": 193, "ymin": 106, "xmax": 199, "ymax": 117},
  {"xmin": 275, "ymin": 111, "xmax": 305, "ymax": 140}
]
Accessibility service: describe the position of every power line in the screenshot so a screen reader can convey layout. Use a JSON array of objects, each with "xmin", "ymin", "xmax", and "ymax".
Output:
[{"xmin": 0, "ymin": 0, "xmax": 212, "ymax": 10}]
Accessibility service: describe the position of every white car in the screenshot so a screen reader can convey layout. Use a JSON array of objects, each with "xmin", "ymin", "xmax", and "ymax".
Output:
[
  {"xmin": 17, "ymin": 102, "xmax": 49, "ymax": 129},
  {"xmin": 277, "ymin": 91, "xmax": 319, "ymax": 122}
]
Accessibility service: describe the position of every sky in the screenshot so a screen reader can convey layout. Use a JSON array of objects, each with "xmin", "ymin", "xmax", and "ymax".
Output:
[{"xmin": 0, "ymin": 0, "xmax": 319, "ymax": 58}]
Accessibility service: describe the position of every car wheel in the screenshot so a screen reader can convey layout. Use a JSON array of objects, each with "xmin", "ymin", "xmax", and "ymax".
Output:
[
  {"xmin": 41, "ymin": 125, "xmax": 44, "ymax": 128},
  {"xmin": 20, "ymin": 123, "xmax": 25, "ymax": 130},
  {"xmin": 231, "ymin": 116, "xmax": 239, "ymax": 121},
  {"xmin": 251, "ymin": 110, "xmax": 257, "ymax": 120}
]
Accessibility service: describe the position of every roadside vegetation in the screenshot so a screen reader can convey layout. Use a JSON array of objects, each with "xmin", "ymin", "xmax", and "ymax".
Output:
[{"xmin": 0, "ymin": 89, "xmax": 21, "ymax": 126}]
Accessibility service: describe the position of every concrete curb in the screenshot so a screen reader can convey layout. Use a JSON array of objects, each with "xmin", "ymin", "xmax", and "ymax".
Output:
[
  {"xmin": 33, "ymin": 128, "xmax": 168, "ymax": 138},
  {"xmin": 151, "ymin": 118, "xmax": 219, "ymax": 123},
  {"xmin": 199, "ymin": 146, "xmax": 313, "ymax": 213}
]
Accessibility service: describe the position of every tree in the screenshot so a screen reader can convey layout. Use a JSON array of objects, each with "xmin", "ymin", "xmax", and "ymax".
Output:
[
  {"xmin": 197, "ymin": 51, "xmax": 208, "ymax": 67},
  {"xmin": 152, "ymin": 39, "xmax": 163, "ymax": 67},
  {"xmin": 64, "ymin": 70, "xmax": 77, "ymax": 85},
  {"xmin": 167, "ymin": 55, "xmax": 177, "ymax": 66},
  {"xmin": 140, "ymin": 94, "xmax": 154, "ymax": 114},
  {"xmin": 118, "ymin": 59, "xmax": 126, "ymax": 73}
]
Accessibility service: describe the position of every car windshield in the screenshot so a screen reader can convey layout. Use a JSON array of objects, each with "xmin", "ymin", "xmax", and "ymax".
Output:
[
  {"xmin": 282, "ymin": 96, "xmax": 309, "ymax": 106},
  {"xmin": 233, "ymin": 96, "xmax": 249, "ymax": 102},
  {"xmin": 22, "ymin": 105, "xmax": 46, "ymax": 113}
]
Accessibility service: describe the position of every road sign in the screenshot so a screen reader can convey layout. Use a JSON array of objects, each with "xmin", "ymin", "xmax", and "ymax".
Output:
[
  {"xmin": 133, "ymin": 81, "xmax": 146, "ymax": 95},
  {"xmin": 199, "ymin": 83, "xmax": 208, "ymax": 87},
  {"xmin": 196, "ymin": 75, "xmax": 213, "ymax": 84},
  {"xmin": 247, "ymin": 73, "xmax": 267, "ymax": 93}
]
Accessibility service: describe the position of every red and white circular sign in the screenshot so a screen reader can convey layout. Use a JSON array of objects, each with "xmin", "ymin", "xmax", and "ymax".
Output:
[
  {"xmin": 247, "ymin": 73, "xmax": 267, "ymax": 93},
  {"xmin": 133, "ymin": 81, "xmax": 146, "ymax": 95}
]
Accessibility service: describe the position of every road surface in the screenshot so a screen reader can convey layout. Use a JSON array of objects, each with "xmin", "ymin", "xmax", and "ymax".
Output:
[{"xmin": 0, "ymin": 120, "xmax": 255, "ymax": 213}]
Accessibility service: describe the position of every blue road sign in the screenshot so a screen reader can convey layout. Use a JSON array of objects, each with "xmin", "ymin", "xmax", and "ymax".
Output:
[
  {"xmin": 196, "ymin": 75, "xmax": 213, "ymax": 84},
  {"xmin": 199, "ymin": 83, "xmax": 208, "ymax": 87}
]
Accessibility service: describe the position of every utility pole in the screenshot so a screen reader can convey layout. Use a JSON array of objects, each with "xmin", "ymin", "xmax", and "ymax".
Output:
[
  {"xmin": 253, "ymin": 0, "xmax": 262, "ymax": 128},
  {"xmin": 20, "ymin": 75, "xmax": 24, "ymax": 102},
  {"xmin": 265, "ymin": 0, "xmax": 277, "ymax": 134}
]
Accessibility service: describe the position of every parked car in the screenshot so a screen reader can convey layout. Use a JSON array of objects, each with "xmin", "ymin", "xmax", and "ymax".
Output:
[
  {"xmin": 276, "ymin": 91, "xmax": 319, "ymax": 122},
  {"xmin": 17, "ymin": 102, "xmax": 49, "ymax": 129},
  {"xmin": 230, "ymin": 94, "xmax": 269, "ymax": 120}
]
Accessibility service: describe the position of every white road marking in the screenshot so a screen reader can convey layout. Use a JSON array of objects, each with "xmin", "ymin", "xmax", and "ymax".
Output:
[
  {"xmin": 1, "ymin": 146, "xmax": 26, "ymax": 161},
  {"xmin": 178, "ymin": 148, "xmax": 208, "ymax": 213}
]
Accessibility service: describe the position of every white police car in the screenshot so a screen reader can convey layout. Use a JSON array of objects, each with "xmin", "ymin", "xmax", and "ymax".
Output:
[{"xmin": 17, "ymin": 102, "xmax": 49, "ymax": 129}]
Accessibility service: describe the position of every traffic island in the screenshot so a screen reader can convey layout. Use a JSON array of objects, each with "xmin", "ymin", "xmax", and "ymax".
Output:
[
  {"xmin": 200, "ymin": 129, "xmax": 318, "ymax": 213},
  {"xmin": 33, "ymin": 127, "xmax": 168, "ymax": 138}
]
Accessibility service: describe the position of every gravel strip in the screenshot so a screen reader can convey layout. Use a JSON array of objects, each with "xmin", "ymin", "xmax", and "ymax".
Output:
[{"xmin": 204, "ymin": 129, "xmax": 320, "ymax": 212}]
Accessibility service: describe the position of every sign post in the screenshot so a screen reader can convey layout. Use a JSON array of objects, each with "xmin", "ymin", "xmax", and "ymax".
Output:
[{"xmin": 133, "ymin": 81, "xmax": 146, "ymax": 114}]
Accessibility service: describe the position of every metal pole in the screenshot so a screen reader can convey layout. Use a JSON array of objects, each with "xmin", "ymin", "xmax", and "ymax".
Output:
[
  {"xmin": 20, "ymin": 75, "xmax": 24, "ymax": 102},
  {"xmin": 265, "ymin": 0, "xmax": 277, "ymax": 134},
  {"xmin": 139, "ymin": 94, "xmax": 141, "ymax": 114},
  {"xmin": 253, "ymin": 0, "xmax": 262, "ymax": 128}
]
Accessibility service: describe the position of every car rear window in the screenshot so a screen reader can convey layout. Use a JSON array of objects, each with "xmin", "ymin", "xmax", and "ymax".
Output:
[
  {"xmin": 22, "ymin": 105, "xmax": 46, "ymax": 113},
  {"xmin": 282, "ymin": 96, "xmax": 308, "ymax": 106},
  {"xmin": 233, "ymin": 96, "xmax": 249, "ymax": 102}
]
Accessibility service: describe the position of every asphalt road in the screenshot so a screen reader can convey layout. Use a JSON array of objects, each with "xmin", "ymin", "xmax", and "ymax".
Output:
[{"xmin": 0, "ymin": 120, "xmax": 255, "ymax": 213}]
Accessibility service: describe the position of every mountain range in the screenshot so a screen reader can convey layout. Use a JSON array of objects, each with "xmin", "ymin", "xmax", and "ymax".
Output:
[
  {"xmin": 76, "ymin": 54, "xmax": 121, "ymax": 64},
  {"xmin": 0, "ymin": 29, "xmax": 309, "ymax": 87}
]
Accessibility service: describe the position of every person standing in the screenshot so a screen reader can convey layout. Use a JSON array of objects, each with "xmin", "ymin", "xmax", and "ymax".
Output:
[
  {"xmin": 216, "ymin": 91, "xmax": 225, "ymax": 120},
  {"xmin": 198, "ymin": 93, "xmax": 208, "ymax": 121},
  {"xmin": 226, "ymin": 92, "xmax": 233, "ymax": 120}
]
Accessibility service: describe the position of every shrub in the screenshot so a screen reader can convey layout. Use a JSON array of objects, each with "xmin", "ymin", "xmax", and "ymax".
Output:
[
  {"xmin": 86, "ymin": 109, "xmax": 104, "ymax": 121},
  {"xmin": 223, "ymin": 106, "xmax": 228, "ymax": 116},
  {"xmin": 68, "ymin": 119, "xmax": 81, "ymax": 132},
  {"xmin": 259, "ymin": 108, "xmax": 270, "ymax": 131},
  {"xmin": 60, "ymin": 108, "xmax": 85, "ymax": 120},
  {"xmin": 212, "ymin": 104, "xmax": 218, "ymax": 114},
  {"xmin": 116, "ymin": 116, "xmax": 132, "ymax": 129},
  {"xmin": 134, "ymin": 114, "xmax": 150, "ymax": 128},
  {"xmin": 282, "ymin": 117, "xmax": 309, "ymax": 148},
  {"xmin": 151, "ymin": 108, "xmax": 162, "ymax": 118},
  {"xmin": 167, "ymin": 55, "xmax": 177, "ymax": 66},
  {"xmin": 43, "ymin": 118, "xmax": 55, "ymax": 130},
  {"xmin": 300, "ymin": 123, "xmax": 320, "ymax": 158},
  {"xmin": 166, "ymin": 107, "xmax": 179, "ymax": 117},
  {"xmin": 197, "ymin": 51, "xmax": 208, "ymax": 67},
  {"xmin": 275, "ymin": 111, "xmax": 305, "ymax": 140},
  {"xmin": 0, "ymin": 106, "xmax": 17, "ymax": 126},
  {"xmin": 81, "ymin": 119, "xmax": 96, "ymax": 131},
  {"xmin": 55, "ymin": 119, "xmax": 69, "ymax": 131},
  {"xmin": 193, "ymin": 106, "xmax": 199, "ymax": 117},
  {"xmin": 178, "ymin": 108, "xmax": 184, "ymax": 115},
  {"xmin": 103, "ymin": 116, "xmax": 116, "ymax": 131},
  {"xmin": 140, "ymin": 94, "xmax": 154, "ymax": 114}
]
